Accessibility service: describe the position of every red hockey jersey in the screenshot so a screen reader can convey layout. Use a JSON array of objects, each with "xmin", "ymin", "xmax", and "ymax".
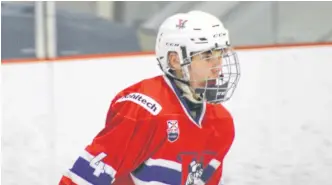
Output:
[{"xmin": 59, "ymin": 75, "xmax": 235, "ymax": 185}]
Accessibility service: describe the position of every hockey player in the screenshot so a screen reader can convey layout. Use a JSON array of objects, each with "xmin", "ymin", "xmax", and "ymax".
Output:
[{"xmin": 59, "ymin": 10, "xmax": 240, "ymax": 185}]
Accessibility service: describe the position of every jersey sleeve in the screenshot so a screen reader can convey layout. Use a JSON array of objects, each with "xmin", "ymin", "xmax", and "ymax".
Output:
[{"xmin": 59, "ymin": 96, "xmax": 164, "ymax": 185}]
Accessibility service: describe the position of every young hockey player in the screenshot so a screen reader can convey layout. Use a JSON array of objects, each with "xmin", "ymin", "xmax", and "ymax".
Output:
[{"xmin": 59, "ymin": 10, "xmax": 240, "ymax": 185}]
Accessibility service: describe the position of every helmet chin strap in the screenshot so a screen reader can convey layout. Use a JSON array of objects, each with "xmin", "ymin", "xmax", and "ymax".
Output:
[
  {"xmin": 175, "ymin": 80, "xmax": 203, "ymax": 104},
  {"xmin": 165, "ymin": 71, "xmax": 203, "ymax": 104},
  {"xmin": 179, "ymin": 62, "xmax": 204, "ymax": 104},
  {"xmin": 165, "ymin": 52, "xmax": 204, "ymax": 104}
]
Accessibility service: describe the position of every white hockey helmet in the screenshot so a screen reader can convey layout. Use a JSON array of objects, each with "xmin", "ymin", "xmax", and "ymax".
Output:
[{"xmin": 156, "ymin": 10, "xmax": 240, "ymax": 103}]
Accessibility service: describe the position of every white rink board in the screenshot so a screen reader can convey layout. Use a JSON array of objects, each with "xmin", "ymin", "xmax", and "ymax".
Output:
[{"xmin": 2, "ymin": 46, "xmax": 332, "ymax": 185}]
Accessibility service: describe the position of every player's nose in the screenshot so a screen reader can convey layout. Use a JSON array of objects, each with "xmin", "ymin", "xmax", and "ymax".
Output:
[
  {"xmin": 211, "ymin": 65, "xmax": 222, "ymax": 75},
  {"xmin": 211, "ymin": 67, "xmax": 221, "ymax": 73}
]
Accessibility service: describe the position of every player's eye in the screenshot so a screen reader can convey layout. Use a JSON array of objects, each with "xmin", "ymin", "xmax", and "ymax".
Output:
[{"xmin": 201, "ymin": 54, "xmax": 212, "ymax": 60}]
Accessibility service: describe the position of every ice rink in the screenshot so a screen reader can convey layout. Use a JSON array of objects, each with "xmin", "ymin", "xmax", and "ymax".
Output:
[{"xmin": 2, "ymin": 46, "xmax": 332, "ymax": 185}]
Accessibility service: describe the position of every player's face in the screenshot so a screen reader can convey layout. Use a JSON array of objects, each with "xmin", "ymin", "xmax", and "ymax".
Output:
[{"xmin": 189, "ymin": 49, "xmax": 223, "ymax": 88}]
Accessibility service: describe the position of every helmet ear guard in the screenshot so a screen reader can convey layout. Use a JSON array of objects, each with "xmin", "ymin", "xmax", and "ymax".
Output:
[{"xmin": 157, "ymin": 50, "xmax": 191, "ymax": 87}]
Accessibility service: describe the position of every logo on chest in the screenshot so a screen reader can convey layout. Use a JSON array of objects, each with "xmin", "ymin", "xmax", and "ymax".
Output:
[
  {"xmin": 177, "ymin": 151, "xmax": 219, "ymax": 185},
  {"xmin": 167, "ymin": 120, "xmax": 180, "ymax": 142}
]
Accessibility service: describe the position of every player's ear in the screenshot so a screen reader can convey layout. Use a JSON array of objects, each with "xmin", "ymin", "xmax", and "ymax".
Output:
[{"xmin": 168, "ymin": 52, "xmax": 181, "ymax": 70}]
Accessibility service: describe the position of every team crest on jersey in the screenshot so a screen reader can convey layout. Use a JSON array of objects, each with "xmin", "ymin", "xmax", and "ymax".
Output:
[
  {"xmin": 167, "ymin": 120, "xmax": 179, "ymax": 142},
  {"xmin": 177, "ymin": 151, "xmax": 220, "ymax": 185},
  {"xmin": 185, "ymin": 160, "xmax": 204, "ymax": 185}
]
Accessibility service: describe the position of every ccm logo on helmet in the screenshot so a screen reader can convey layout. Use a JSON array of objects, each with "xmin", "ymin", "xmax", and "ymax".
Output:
[
  {"xmin": 116, "ymin": 93, "xmax": 162, "ymax": 115},
  {"xmin": 166, "ymin": 42, "xmax": 180, "ymax": 47},
  {"xmin": 213, "ymin": 33, "xmax": 226, "ymax": 38}
]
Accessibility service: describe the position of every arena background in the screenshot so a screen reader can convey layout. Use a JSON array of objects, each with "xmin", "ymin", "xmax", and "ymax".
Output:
[{"xmin": 2, "ymin": 1, "xmax": 332, "ymax": 185}]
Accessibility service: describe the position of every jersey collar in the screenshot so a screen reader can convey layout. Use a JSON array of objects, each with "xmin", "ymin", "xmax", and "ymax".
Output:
[{"xmin": 162, "ymin": 75, "xmax": 206, "ymax": 128}]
